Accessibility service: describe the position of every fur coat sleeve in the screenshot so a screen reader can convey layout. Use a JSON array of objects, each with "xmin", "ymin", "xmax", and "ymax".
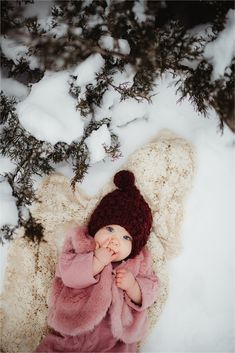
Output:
[
  {"xmin": 47, "ymin": 225, "xmax": 159, "ymax": 343},
  {"xmin": 55, "ymin": 226, "xmax": 98, "ymax": 288},
  {"xmin": 124, "ymin": 247, "xmax": 159, "ymax": 312},
  {"xmin": 109, "ymin": 247, "xmax": 159, "ymax": 343}
]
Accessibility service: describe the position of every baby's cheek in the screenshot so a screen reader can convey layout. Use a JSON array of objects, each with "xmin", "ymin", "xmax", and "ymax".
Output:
[
  {"xmin": 127, "ymin": 242, "xmax": 132, "ymax": 255},
  {"xmin": 95, "ymin": 233, "xmax": 107, "ymax": 245}
]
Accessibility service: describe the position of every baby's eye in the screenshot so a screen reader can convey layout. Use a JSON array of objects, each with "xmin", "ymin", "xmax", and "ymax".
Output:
[
  {"xmin": 106, "ymin": 226, "xmax": 114, "ymax": 232},
  {"xmin": 123, "ymin": 235, "xmax": 132, "ymax": 241}
]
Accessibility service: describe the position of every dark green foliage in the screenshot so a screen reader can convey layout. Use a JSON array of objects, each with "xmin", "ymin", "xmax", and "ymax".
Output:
[
  {"xmin": 24, "ymin": 213, "xmax": 45, "ymax": 243},
  {"xmin": 0, "ymin": 0, "xmax": 234, "ymax": 242},
  {"xmin": 176, "ymin": 60, "xmax": 235, "ymax": 132},
  {"xmin": 211, "ymin": 63, "xmax": 235, "ymax": 132},
  {"xmin": 0, "ymin": 93, "xmax": 120, "ymax": 242},
  {"xmin": 1, "ymin": 53, "xmax": 44, "ymax": 82},
  {"xmin": 176, "ymin": 60, "xmax": 214, "ymax": 116}
]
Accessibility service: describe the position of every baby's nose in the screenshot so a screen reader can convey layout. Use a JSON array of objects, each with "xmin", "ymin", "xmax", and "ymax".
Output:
[{"xmin": 110, "ymin": 238, "xmax": 119, "ymax": 246}]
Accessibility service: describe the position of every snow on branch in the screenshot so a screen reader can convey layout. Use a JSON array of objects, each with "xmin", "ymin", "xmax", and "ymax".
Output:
[{"xmin": 0, "ymin": 0, "xmax": 234, "ymax": 241}]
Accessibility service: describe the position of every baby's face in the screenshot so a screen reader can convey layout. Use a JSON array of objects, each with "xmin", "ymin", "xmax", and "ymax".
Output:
[{"xmin": 94, "ymin": 225, "xmax": 133, "ymax": 262}]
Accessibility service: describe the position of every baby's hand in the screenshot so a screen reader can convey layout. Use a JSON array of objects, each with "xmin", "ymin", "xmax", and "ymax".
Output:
[
  {"xmin": 115, "ymin": 269, "xmax": 136, "ymax": 291},
  {"xmin": 94, "ymin": 240, "xmax": 115, "ymax": 266}
]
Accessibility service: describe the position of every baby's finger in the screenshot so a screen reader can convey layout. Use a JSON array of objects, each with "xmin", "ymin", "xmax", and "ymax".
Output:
[
  {"xmin": 115, "ymin": 273, "xmax": 122, "ymax": 279},
  {"xmin": 107, "ymin": 247, "xmax": 115, "ymax": 255},
  {"xmin": 116, "ymin": 269, "xmax": 126, "ymax": 275},
  {"xmin": 116, "ymin": 278, "xmax": 122, "ymax": 286},
  {"xmin": 116, "ymin": 273, "xmax": 123, "ymax": 278},
  {"xmin": 102, "ymin": 239, "xmax": 110, "ymax": 248},
  {"xmin": 116, "ymin": 275, "xmax": 124, "ymax": 282}
]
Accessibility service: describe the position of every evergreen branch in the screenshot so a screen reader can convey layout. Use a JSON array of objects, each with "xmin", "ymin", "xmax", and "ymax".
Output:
[
  {"xmin": 1, "ymin": 0, "xmax": 234, "ymax": 243},
  {"xmin": 0, "ymin": 93, "xmax": 121, "ymax": 241}
]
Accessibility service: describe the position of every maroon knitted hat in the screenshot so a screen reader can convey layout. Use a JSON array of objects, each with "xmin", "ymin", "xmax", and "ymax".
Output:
[{"xmin": 88, "ymin": 170, "xmax": 152, "ymax": 258}]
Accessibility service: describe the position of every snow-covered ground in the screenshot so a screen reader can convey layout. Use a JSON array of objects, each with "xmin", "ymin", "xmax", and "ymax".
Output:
[
  {"xmin": 0, "ymin": 4, "xmax": 234, "ymax": 352},
  {"xmin": 1, "ymin": 71, "xmax": 234, "ymax": 352}
]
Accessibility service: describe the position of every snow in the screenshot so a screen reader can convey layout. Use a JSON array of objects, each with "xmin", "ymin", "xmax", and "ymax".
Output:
[
  {"xmin": 142, "ymin": 124, "xmax": 234, "ymax": 352},
  {"xmin": 204, "ymin": 9, "xmax": 235, "ymax": 81},
  {"xmin": 85, "ymin": 124, "xmax": 111, "ymax": 164},
  {"xmin": 99, "ymin": 35, "xmax": 131, "ymax": 55},
  {"xmin": 1, "ymin": 6, "xmax": 235, "ymax": 353},
  {"xmin": 71, "ymin": 27, "xmax": 83, "ymax": 36},
  {"xmin": 132, "ymin": 0, "xmax": 147, "ymax": 24},
  {"xmin": 23, "ymin": 0, "xmax": 54, "ymax": 20},
  {"xmin": 0, "ymin": 37, "xmax": 40, "ymax": 70},
  {"xmin": 72, "ymin": 53, "xmax": 105, "ymax": 105},
  {"xmin": 0, "ymin": 74, "xmax": 29, "ymax": 100},
  {"xmin": 111, "ymin": 97, "xmax": 148, "ymax": 127},
  {"xmin": 73, "ymin": 53, "xmax": 105, "ymax": 87},
  {"xmin": 47, "ymin": 22, "xmax": 68, "ymax": 38},
  {"xmin": 0, "ymin": 37, "xmax": 28, "ymax": 65},
  {"xmin": 0, "ymin": 180, "xmax": 18, "ymax": 229},
  {"xmin": 94, "ymin": 88, "xmax": 120, "ymax": 122},
  {"xmin": 16, "ymin": 71, "xmax": 84, "ymax": 145},
  {"xmin": 0, "ymin": 157, "xmax": 15, "ymax": 175},
  {"xmin": 87, "ymin": 14, "xmax": 104, "ymax": 28},
  {"xmin": 94, "ymin": 64, "xmax": 136, "ymax": 122}
]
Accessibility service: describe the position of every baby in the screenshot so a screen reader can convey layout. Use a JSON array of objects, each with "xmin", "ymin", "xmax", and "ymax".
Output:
[{"xmin": 35, "ymin": 170, "xmax": 159, "ymax": 353}]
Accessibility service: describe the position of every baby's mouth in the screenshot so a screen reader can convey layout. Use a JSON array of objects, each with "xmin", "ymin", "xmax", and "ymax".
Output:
[{"xmin": 108, "ymin": 245, "xmax": 118, "ymax": 255}]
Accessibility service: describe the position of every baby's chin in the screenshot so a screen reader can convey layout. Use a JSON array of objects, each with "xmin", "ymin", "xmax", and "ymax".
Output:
[{"xmin": 112, "ymin": 258, "xmax": 122, "ymax": 262}]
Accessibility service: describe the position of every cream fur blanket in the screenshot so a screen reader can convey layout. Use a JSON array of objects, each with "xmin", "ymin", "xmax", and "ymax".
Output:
[{"xmin": 0, "ymin": 130, "xmax": 196, "ymax": 352}]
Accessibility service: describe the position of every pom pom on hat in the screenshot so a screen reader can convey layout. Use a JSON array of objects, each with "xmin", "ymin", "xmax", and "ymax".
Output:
[
  {"xmin": 114, "ymin": 170, "xmax": 135, "ymax": 190},
  {"xmin": 88, "ymin": 169, "xmax": 152, "ymax": 258}
]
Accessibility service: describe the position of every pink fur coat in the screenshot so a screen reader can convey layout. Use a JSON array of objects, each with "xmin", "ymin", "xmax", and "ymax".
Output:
[{"xmin": 47, "ymin": 226, "xmax": 159, "ymax": 344}]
